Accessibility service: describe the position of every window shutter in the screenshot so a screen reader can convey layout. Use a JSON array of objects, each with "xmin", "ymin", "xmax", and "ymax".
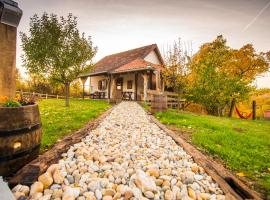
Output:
[
  {"xmin": 98, "ymin": 80, "xmax": 102, "ymax": 90},
  {"xmin": 127, "ymin": 80, "xmax": 133, "ymax": 89}
]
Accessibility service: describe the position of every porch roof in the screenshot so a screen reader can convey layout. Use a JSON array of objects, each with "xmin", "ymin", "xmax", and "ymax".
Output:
[{"xmin": 113, "ymin": 59, "xmax": 162, "ymax": 73}]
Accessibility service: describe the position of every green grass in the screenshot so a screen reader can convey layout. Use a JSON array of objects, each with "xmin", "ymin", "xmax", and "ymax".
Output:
[
  {"xmin": 38, "ymin": 99, "xmax": 111, "ymax": 152},
  {"xmin": 155, "ymin": 109, "xmax": 270, "ymax": 197}
]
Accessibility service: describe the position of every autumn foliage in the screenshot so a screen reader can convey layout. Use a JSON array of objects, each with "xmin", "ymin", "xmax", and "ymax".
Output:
[{"xmin": 163, "ymin": 35, "xmax": 270, "ymax": 116}]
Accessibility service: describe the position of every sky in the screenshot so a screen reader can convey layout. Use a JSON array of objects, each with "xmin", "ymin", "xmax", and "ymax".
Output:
[{"xmin": 16, "ymin": 0, "xmax": 270, "ymax": 88}]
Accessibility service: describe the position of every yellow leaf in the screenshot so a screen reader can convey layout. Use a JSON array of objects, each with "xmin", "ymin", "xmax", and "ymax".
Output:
[
  {"xmin": 267, "ymin": 168, "xmax": 270, "ymax": 172},
  {"xmin": 236, "ymin": 172, "xmax": 245, "ymax": 177}
]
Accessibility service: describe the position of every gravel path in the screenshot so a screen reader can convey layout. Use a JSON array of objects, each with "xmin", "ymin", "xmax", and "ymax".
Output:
[{"xmin": 12, "ymin": 102, "xmax": 225, "ymax": 200}]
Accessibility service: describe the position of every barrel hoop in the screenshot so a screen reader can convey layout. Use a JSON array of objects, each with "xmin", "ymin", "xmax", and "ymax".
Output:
[
  {"xmin": 0, "ymin": 123, "xmax": 41, "ymax": 137},
  {"xmin": 0, "ymin": 144, "xmax": 40, "ymax": 163}
]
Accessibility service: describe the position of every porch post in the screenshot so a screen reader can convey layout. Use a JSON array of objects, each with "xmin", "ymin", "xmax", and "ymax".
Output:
[
  {"xmin": 80, "ymin": 77, "xmax": 88, "ymax": 99},
  {"xmin": 108, "ymin": 75, "xmax": 111, "ymax": 100},
  {"xmin": 89, "ymin": 77, "xmax": 91, "ymax": 99},
  {"xmin": 143, "ymin": 73, "xmax": 148, "ymax": 102},
  {"xmin": 135, "ymin": 73, "xmax": 138, "ymax": 101},
  {"xmin": 160, "ymin": 72, "xmax": 165, "ymax": 92},
  {"xmin": 149, "ymin": 71, "xmax": 153, "ymax": 90},
  {"xmin": 155, "ymin": 70, "xmax": 160, "ymax": 92},
  {"xmin": 111, "ymin": 76, "xmax": 116, "ymax": 101}
]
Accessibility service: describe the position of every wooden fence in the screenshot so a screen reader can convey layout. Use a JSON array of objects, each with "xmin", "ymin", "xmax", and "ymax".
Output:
[
  {"xmin": 16, "ymin": 91, "xmax": 66, "ymax": 99},
  {"xmin": 146, "ymin": 90, "xmax": 186, "ymax": 109}
]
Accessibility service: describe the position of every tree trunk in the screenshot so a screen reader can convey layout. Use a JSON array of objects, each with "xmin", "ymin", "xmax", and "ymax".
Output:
[
  {"xmin": 65, "ymin": 82, "xmax": 70, "ymax": 107},
  {"xmin": 228, "ymin": 98, "xmax": 236, "ymax": 117}
]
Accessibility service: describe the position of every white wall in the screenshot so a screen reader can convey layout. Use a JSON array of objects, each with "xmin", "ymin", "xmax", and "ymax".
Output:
[
  {"xmin": 89, "ymin": 75, "xmax": 109, "ymax": 98},
  {"xmin": 144, "ymin": 50, "xmax": 161, "ymax": 65},
  {"xmin": 110, "ymin": 73, "xmax": 136, "ymax": 99}
]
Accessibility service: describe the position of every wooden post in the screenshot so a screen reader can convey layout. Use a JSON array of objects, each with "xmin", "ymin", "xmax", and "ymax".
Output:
[
  {"xmin": 252, "ymin": 100, "xmax": 256, "ymax": 120},
  {"xmin": 46, "ymin": 94, "xmax": 48, "ymax": 99},
  {"xmin": 135, "ymin": 73, "xmax": 138, "ymax": 101},
  {"xmin": 160, "ymin": 73, "xmax": 165, "ymax": 92},
  {"xmin": 0, "ymin": 23, "xmax": 17, "ymax": 99},
  {"xmin": 228, "ymin": 98, "xmax": 236, "ymax": 117},
  {"xmin": 80, "ymin": 77, "xmax": 88, "ymax": 99},
  {"xmin": 82, "ymin": 84, "xmax": 85, "ymax": 99},
  {"xmin": 155, "ymin": 71, "xmax": 159, "ymax": 92},
  {"xmin": 149, "ymin": 71, "xmax": 153, "ymax": 90},
  {"xmin": 143, "ymin": 73, "xmax": 148, "ymax": 102},
  {"xmin": 111, "ymin": 76, "xmax": 116, "ymax": 101},
  {"xmin": 108, "ymin": 75, "xmax": 111, "ymax": 100}
]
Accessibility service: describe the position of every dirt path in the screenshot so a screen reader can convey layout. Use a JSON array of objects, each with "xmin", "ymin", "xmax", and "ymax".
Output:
[{"xmin": 12, "ymin": 102, "xmax": 225, "ymax": 200}]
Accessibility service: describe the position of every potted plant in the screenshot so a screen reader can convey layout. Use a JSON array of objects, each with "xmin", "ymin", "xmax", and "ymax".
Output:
[{"xmin": 0, "ymin": 94, "xmax": 42, "ymax": 176}]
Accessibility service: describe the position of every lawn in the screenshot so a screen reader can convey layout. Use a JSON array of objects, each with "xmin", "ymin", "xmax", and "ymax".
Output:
[
  {"xmin": 154, "ymin": 109, "xmax": 270, "ymax": 197},
  {"xmin": 38, "ymin": 99, "xmax": 111, "ymax": 152}
]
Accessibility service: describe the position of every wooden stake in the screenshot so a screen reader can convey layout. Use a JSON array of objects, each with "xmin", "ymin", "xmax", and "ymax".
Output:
[{"xmin": 252, "ymin": 101, "xmax": 256, "ymax": 120}]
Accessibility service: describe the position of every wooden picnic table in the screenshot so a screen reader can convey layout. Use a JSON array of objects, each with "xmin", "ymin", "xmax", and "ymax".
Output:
[
  {"xmin": 90, "ymin": 91, "xmax": 106, "ymax": 99},
  {"xmin": 122, "ymin": 91, "xmax": 133, "ymax": 101}
]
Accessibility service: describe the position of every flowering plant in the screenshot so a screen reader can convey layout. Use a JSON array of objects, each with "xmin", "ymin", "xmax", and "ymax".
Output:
[{"xmin": 0, "ymin": 94, "xmax": 36, "ymax": 107}]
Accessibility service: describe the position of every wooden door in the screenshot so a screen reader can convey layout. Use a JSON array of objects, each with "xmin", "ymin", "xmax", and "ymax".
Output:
[{"xmin": 115, "ymin": 77, "xmax": 123, "ymax": 100}]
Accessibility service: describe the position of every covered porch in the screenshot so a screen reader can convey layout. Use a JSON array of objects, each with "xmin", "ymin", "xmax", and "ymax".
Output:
[{"xmin": 81, "ymin": 68, "xmax": 164, "ymax": 102}]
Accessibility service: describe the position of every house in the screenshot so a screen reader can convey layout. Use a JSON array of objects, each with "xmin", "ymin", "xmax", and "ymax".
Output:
[{"xmin": 80, "ymin": 44, "xmax": 165, "ymax": 101}]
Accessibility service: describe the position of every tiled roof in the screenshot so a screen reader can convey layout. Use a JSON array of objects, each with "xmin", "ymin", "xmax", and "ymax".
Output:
[
  {"xmin": 85, "ymin": 44, "xmax": 164, "ymax": 76},
  {"xmin": 113, "ymin": 59, "xmax": 162, "ymax": 73}
]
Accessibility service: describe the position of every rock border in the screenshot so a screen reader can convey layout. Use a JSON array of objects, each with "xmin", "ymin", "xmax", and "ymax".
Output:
[
  {"xmin": 7, "ymin": 106, "xmax": 114, "ymax": 187},
  {"xmin": 148, "ymin": 114, "xmax": 263, "ymax": 200}
]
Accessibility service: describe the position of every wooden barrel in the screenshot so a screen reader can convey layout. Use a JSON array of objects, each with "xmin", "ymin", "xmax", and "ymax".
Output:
[
  {"xmin": 151, "ymin": 94, "xmax": 168, "ymax": 113},
  {"xmin": 0, "ymin": 104, "xmax": 42, "ymax": 176}
]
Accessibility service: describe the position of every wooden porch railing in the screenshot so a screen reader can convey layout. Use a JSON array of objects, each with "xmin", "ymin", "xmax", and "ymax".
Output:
[{"xmin": 146, "ymin": 90, "xmax": 186, "ymax": 109}]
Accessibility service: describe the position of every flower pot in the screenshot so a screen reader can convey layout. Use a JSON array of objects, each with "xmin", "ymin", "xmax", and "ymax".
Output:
[{"xmin": 0, "ymin": 104, "xmax": 42, "ymax": 176}]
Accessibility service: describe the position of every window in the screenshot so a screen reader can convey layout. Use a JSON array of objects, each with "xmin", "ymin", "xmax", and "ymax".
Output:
[
  {"xmin": 127, "ymin": 80, "xmax": 133, "ymax": 89},
  {"xmin": 98, "ymin": 79, "xmax": 107, "ymax": 90}
]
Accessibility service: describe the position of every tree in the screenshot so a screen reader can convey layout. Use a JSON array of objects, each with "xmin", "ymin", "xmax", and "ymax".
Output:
[
  {"xmin": 21, "ymin": 13, "xmax": 97, "ymax": 106},
  {"xmin": 162, "ymin": 38, "xmax": 191, "ymax": 95},
  {"xmin": 70, "ymin": 79, "xmax": 83, "ymax": 97},
  {"xmin": 187, "ymin": 35, "xmax": 269, "ymax": 116},
  {"xmin": 15, "ymin": 68, "xmax": 28, "ymax": 92}
]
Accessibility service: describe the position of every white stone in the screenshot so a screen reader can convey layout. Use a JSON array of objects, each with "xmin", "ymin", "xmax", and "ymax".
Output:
[{"xmin": 134, "ymin": 170, "xmax": 157, "ymax": 192}]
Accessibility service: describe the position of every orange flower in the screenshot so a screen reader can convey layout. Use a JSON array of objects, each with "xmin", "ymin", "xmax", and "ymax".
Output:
[
  {"xmin": 13, "ymin": 94, "xmax": 21, "ymax": 102},
  {"xmin": 0, "ymin": 96, "xmax": 8, "ymax": 103}
]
